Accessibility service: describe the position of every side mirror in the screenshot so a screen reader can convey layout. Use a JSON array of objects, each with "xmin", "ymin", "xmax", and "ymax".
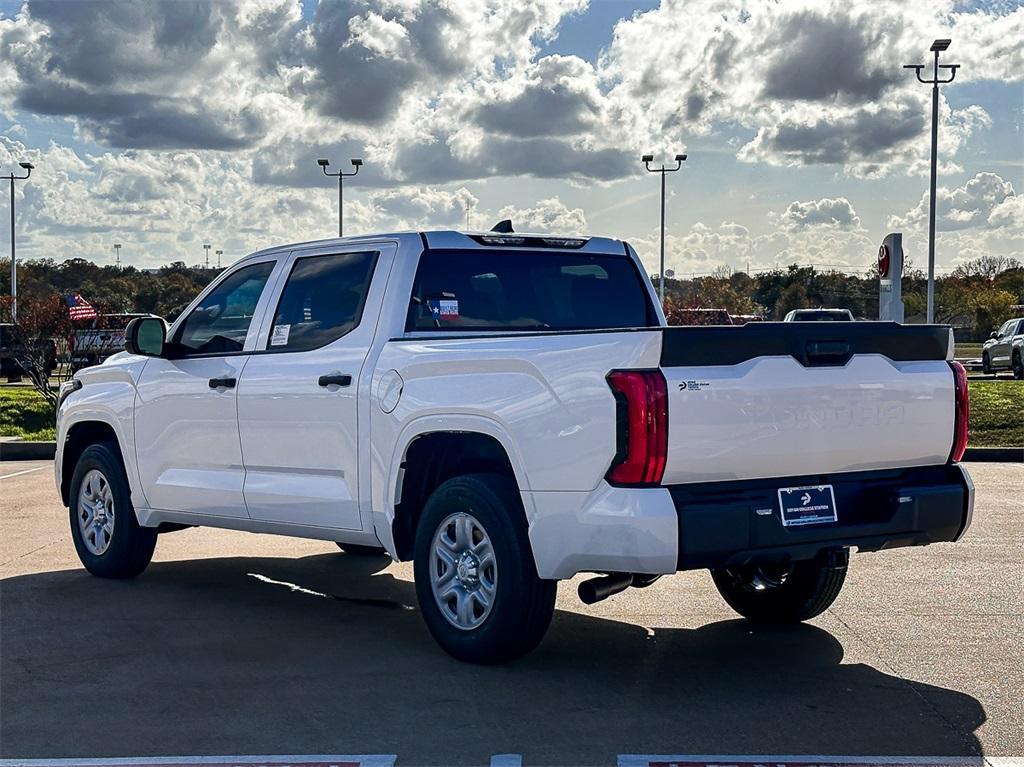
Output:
[
  {"xmin": 125, "ymin": 317, "xmax": 167, "ymax": 357},
  {"xmin": 990, "ymin": 331, "xmax": 999, "ymax": 339}
]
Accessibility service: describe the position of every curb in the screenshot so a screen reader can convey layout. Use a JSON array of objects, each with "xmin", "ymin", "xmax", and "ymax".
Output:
[
  {"xmin": 963, "ymin": 446, "xmax": 1023, "ymax": 462},
  {"xmin": 1, "ymin": 441, "xmax": 1020, "ymax": 463},
  {"xmin": 0, "ymin": 441, "xmax": 56, "ymax": 461}
]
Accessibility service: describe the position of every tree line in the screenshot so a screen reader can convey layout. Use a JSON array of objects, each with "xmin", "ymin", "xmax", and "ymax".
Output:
[
  {"xmin": 659, "ymin": 255, "xmax": 1022, "ymax": 338},
  {"xmin": 1, "ymin": 252, "xmax": 1021, "ymax": 338}
]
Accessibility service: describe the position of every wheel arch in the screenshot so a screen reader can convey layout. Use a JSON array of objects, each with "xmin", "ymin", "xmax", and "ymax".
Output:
[
  {"xmin": 387, "ymin": 426, "xmax": 528, "ymax": 561},
  {"xmin": 59, "ymin": 418, "xmax": 132, "ymax": 508}
]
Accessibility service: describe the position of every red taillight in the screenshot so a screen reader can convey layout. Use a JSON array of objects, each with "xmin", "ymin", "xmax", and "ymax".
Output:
[
  {"xmin": 949, "ymin": 361, "xmax": 969, "ymax": 463},
  {"xmin": 606, "ymin": 370, "xmax": 668, "ymax": 486}
]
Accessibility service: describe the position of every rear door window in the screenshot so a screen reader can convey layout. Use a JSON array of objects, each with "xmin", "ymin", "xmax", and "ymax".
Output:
[
  {"xmin": 267, "ymin": 251, "xmax": 378, "ymax": 352},
  {"xmin": 407, "ymin": 249, "xmax": 655, "ymax": 331}
]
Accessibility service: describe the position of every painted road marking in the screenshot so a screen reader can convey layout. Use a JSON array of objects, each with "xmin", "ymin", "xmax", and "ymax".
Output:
[
  {"xmin": 1, "ymin": 758, "xmax": 1018, "ymax": 767},
  {"xmin": 0, "ymin": 465, "xmax": 48, "ymax": 480},
  {"xmin": 0, "ymin": 758, "xmax": 396, "ymax": 767},
  {"xmin": 618, "ymin": 759, "xmax": 1021, "ymax": 767},
  {"xmin": 490, "ymin": 757, "xmax": 523, "ymax": 767}
]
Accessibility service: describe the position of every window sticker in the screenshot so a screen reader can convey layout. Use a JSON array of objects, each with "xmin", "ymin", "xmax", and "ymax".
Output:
[
  {"xmin": 270, "ymin": 324, "xmax": 291, "ymax": 346},
  {"xmin": 427, "ymin": 299, "xmax": 459, "ymax": 320}
]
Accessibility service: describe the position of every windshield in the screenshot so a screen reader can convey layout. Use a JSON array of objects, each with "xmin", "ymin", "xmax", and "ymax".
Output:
[{"xmin": 407, "ymin": 248, "xmax": 656, "ymax": 332}]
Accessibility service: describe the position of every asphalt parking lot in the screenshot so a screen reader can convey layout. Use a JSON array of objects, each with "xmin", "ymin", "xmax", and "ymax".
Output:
[{"xmin": 1, "ymin": 461, "xmax": 1021, "ymax": 766}]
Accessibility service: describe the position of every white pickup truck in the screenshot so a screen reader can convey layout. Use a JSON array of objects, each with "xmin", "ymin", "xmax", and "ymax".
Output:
[{"xmin": 55, "ymin": 229, "xmax": 974, "ymax": 662}]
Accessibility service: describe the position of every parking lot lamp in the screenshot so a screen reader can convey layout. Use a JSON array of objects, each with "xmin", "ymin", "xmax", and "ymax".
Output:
[
  {"xmin": 216, "ymin": 249, "xmax": 223, "ymax": 268},
  {"xmin": 904, "ymin": 39, "xmax": 960, "ymax": 324},
  {"xmin": 317, "ymin": 158, "xmax": 363, "ymax": 237},
  {"xmin": 203, "ymin": 243, "xmax": 211, "ymax": 268},
  {"xmin": 642, "ymin": 153, "xmax": 686, "ymax": 305},
  {"xmin": 4, "ymin": 161, "xmax": 33, "ymax": 323},
  {"xmin": 113, "ymin": 243, "xmax": 121, "ymax": 266}
]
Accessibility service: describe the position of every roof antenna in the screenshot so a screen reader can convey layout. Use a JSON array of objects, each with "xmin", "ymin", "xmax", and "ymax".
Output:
[{"xmin": 490, "ymin": 219, "xmax": 514, "ymax": 233}]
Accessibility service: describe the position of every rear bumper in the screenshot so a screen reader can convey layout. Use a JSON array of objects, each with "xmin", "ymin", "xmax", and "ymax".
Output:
[{"xmin": 669, "ymin": 463, "xmax": 974, "ymax": 571}]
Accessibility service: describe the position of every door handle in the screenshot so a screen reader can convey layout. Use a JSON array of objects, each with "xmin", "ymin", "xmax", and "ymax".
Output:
[
  {"xmin": 318, "ymin": 374, "xmax": 352, "ymax": 388},
  {"xmin": 208, "ymin": 377, "xmax": 237, "ymax": 389}
]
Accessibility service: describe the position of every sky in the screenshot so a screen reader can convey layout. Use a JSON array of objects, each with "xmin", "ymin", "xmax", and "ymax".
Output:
[{"xmin": 0, "ymin": 0, "xmax": 1022, "ymax": 278}]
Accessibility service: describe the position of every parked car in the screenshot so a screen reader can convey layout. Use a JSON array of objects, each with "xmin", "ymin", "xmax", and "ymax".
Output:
[
  {"xmin": 784, "ymin": 308, "xmax": 855, "ymax": 321},
  {"xmin": 0, "ymin": 323, "xmax": 57, "ymax": 382},
  {"xmin": 56, "ymin": 229, "xmax": 974, "ymax": 663},
  {"xmin": 70, "ymin": 314, "xmax": 151, "ymax": 372},
  {"xmin": 982, "ymin": 317, "xmax": 1024, "ymax": 379}
]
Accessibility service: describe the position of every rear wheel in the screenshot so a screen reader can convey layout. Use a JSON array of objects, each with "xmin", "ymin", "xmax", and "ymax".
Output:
[
  {"xmin": 1013, "ymin": 352, "xmax": 1023, "ymax": 380},
  {"xmin": 413, "ymin": 473, "xmax": 556, "ymax": 663},
  {"xmin": 711, "ymin": 550, "xmax": 848, "ymax": 623},
  {"xmin": 69, "ymin": 442, "xmax": 157, "ymax": 579}
]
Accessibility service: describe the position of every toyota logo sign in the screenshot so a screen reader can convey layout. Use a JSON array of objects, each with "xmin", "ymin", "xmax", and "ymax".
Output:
[{"xmin": 878, "ymin": 244, "xmax": 890, "ymax": 278}]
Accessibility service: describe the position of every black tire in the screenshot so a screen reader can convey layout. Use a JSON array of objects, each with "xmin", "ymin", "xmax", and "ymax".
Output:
[
  {"xmin": 335, "ymin": 541, "xmax": 387, "ymax": 556},
  {"xmin": 1013, "ymin": 352, "xmax": 1023, "ymax": 380},
  {"xmin": 982, "ymin": 352, "xmax": 993, "ymax": 375},
  {"xmin": 69, "ymin": 442, "xmax": 157, "ymax": 579},
  {"xmin": 413, "ymin": 473, "xmax": 556, "ymax": 663},
  {"xmin": 711, "ymin": 550, "xmax": 848, "ymax": 623}
]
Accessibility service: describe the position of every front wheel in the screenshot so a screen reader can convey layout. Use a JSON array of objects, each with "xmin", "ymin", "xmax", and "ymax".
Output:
[
  {"xmin": 1013, "ymin": 352, "xmax": 1023, "ymax": 380},
  {"xmin": 982, "ymin": 352, "xmax": 993, "ymax": 375},
  {"xmin": 69, "ymin": 442, "xmax": 157, "ymax": 578},
  {"xmin": 711, "ymin": 551, "xmax": 848, "ymax": 623},
  {"xmin": 413, "ymin": 473, "xmax": 556, "ymax": 663}
]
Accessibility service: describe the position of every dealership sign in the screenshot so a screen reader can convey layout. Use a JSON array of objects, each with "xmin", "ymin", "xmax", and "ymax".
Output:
[{"xmin": 878, "ymin": 232, "xmax": 905, "ymax": 323}]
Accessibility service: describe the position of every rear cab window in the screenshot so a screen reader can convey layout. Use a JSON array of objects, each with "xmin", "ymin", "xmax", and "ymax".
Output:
[{"xmin": 406, "ymin": 249, "xmax": 657, "ymax": 332}]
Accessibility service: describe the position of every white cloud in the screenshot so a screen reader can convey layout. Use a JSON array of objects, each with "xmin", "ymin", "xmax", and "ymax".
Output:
[
  {"xmin": 598, "ymin": 0, "xmax": 1016, "ymax": 177},
  {"xmin": 988, "ymin": 195, "xmax": 1024, "ymax": 230},
  {"xmin": 780, "ymin": 197, "xmax": 861, "ymax": 230},
  {"xmin": 889, "ymin": 172, "xmax": 1018, "ymax": 232},
  {"xmin": 494, "ymin": 197, "xmax": 587, "ymax": 232}
]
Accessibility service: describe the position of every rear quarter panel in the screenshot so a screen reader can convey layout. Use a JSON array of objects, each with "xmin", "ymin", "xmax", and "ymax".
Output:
[{"xmin": 369, "ymin": 329, "xmax": 662, "ymax": 521}]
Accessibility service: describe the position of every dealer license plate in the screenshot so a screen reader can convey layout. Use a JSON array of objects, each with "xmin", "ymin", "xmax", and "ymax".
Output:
[{"xmin": 778, "ymin": 484, "xmax": 838, "ymax": 527}]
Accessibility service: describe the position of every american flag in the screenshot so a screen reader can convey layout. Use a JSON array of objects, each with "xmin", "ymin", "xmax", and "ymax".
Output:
[{"xmin": 66, "ymin": 293, "xmax": 97, "ymax": 321}]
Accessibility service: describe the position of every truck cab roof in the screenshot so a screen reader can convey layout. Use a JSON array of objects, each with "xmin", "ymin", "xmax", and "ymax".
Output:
[{"xmin": 238, "ymin": 230, "xmax": 626, "ymax": 266}]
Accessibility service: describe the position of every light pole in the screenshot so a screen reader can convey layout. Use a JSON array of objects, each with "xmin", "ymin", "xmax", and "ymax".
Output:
[
  {"xmin": 215, "ymin": 249, "xmax": 223, "ymax": 269},
  {"xmin": 317, "ymin": 158, "xmax": 362, "ymax": 237},
  {"xmin": 905, "ymin": 39, "xmax": 960, "ymax": 324},
  {"xmin": 113, "ymin": 243, "xmax": 121, "ymax": 266},
  {"xmin": 642, "ymin": 153, "xmax": 686, "ymax": 304},
  {"xmin": 203, "ymin": 243, "xmax": 211, "ymax": 268},
  {"xmin": 4, "ymin": 161, "xmax": 33, "ymax": 323}
]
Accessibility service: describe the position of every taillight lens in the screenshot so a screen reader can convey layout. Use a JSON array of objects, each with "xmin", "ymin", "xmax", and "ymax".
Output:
[
  {"xmin": 606, "ymin": 370, "xmax": 668, "ymax": 485},
  {"xmin": 949, "ymin": 361, "xmax": 969, "ymax": 463}
]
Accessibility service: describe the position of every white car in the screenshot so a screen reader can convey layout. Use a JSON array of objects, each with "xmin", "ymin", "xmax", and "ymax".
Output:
[
  {"xmin": 982, "ymin": 317, "xmax": 1024, "ymax": 379},
  {"xmin": 783, "ymin": 308, "xmax": 855, "ymax": 321},
  {"xmin": 55, "ymin": 229, "xmax": 974, "ymax": 662}
]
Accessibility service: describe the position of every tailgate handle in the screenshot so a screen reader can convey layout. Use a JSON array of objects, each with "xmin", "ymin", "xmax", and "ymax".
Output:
[{"xmin": 805, "ymin": 341, "xmax": 850, "ymax": 365}]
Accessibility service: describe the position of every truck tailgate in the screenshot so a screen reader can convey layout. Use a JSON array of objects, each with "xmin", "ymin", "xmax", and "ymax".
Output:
[{"xmin": 659, "ymin": 323, "xmax": 956, "ymax": 484}]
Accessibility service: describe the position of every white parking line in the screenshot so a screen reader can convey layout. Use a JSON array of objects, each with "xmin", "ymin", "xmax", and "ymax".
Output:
[
  {"xmin": 0, "ymin": 465, "xmax": 48, "ymax": 480},
  {"xmin": 490, "ymin": 757, "xmax": 523, "ymax": 767},
  {"xmin": 617, "ymin": 758, "xmax": 1017, "ymax": 767},
  {"xmin": 0, "ymin": 758, "xmax": 396, "ymax": 767}
]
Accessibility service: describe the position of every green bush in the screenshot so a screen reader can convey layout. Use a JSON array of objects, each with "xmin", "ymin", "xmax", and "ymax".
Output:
[{"xmin": 0, "ymin": 388, "xmax": 56, "ymax": 441}]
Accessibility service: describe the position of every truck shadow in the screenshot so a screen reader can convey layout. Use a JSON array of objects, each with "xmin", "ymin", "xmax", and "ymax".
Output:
[{"xmin": 1, "ymin": 552, "xmax": 985, "ymax": 764}]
